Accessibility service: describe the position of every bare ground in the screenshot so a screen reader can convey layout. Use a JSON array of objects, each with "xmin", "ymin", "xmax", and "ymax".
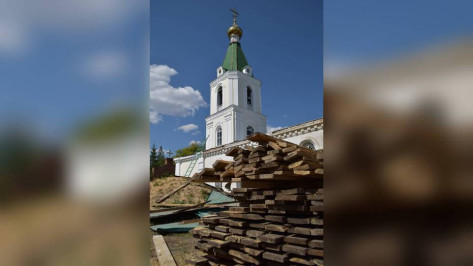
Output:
[
  {"xmin": 150, "ymin": 231, "xmax": 205, "ymax": 265},
  {"xmin": 150, "ymin": 176, "xmax": 210, "ymax": 265},
  {"xmin": 150, "ymin": 176, "xmax": 212, "ymax": 210}
]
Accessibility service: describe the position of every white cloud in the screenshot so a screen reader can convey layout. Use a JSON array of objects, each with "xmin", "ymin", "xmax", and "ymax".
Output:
[
  {"xmin": 177, "ymin": 123, "xmax": 198, "ymax": 133},
  {"xmin": 189, "ymin": 140, "xmax": 201, "ymax": 145},
  {"xmin": 150, "ymin": 65, "xmax": 207, "ymax": 124},
  {"xmin": 267, "ymin": 125, "xmax": 284, "ymax": 134},
  {"xmin": 149, "ymin": 110, "xmax": 162, "ymax": 124},
  {"xmin": 0, "ymin": 21, "xmax": 28, "ymax": 55}
]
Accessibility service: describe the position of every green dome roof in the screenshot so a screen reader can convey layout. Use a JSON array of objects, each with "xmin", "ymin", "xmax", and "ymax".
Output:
[{"xmin": 222, "ymin": 42, "xmax": 249, "ymax": 72}]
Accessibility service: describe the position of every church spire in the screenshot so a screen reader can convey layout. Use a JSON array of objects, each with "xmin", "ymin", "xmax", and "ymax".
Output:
[
  {"xmin": 227, "ymin": 8, "xmax": 243, "ymax": 43},
  {"xmin": 222, "ymin": 9, "xmax": 249, "ymax": 73}
]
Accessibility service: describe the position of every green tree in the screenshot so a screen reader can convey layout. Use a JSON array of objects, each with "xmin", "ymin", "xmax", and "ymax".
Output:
[
  {"xmin": 150, "ymin": 144, "xmax": 159, "ymax": 170},
  {"xmin": 174, "ymin": 143, "xmax": 200, "ymax": 158},
  {"xmin": 157, "ymin": 146, "xmax": 165, "ymax": 166}
]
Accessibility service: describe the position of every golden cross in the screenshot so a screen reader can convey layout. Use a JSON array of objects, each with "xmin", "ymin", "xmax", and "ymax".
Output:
[{"xmin": 230, "ymin": 8, "xmax": 239, "ymax": 24}]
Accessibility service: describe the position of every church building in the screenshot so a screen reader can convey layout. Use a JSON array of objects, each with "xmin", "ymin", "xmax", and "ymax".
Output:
[{"xmin": 174, "ymin": 13, "xmax": 323, "ymax": 189}]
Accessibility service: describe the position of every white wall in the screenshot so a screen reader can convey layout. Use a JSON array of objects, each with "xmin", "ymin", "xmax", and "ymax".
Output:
[
  {"xmin": 206, "ymin": 70, "xmax": 266, "ymax": 150},
  {"xmin": 174, "ymin": 156, "xmax": 203, "ymax": 177},
  {"xmin": 281, "ymin": 130, "xmax": 324, "ymax": 150}
]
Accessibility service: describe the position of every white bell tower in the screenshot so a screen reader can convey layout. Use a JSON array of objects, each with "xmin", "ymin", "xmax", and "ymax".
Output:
[{"xmin": 205, "ymin": 11, "xmax": 267, "ymax": 150}]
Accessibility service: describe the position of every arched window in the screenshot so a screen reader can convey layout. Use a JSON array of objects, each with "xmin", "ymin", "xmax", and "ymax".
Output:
[
  {"xmin": 246, "ymin": 126, "xmax": 254, "ymax": 136},
  {"xmin": 300, "ymin": 140, "xmax": 315, "ymax": 150},
  {"xmin": 216, "ymin": 126, "xmax": 222, "ymax": 146},
  {"xmin": 247, "ymin": 87, "xmax": 252, "ymax": 107},
  {"xmin": 217, "ymin": 87, "xmax": 223, "ymax": 107}
]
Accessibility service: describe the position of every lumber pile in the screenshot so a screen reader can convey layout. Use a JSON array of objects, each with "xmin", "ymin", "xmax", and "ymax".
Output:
[{"xmin": 190, "ymin": 133, "xmax": 324, "ymax": 265}]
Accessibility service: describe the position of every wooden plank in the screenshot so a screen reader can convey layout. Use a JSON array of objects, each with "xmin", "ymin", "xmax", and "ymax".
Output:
[
  {"xmin": 246, "ymin": 229, "xmax": 264, "ymax": 238},
  {"xmin": 229, "ymin": 227, "xmax": 246, "ymax": 235},
  {"xmin": 307, "ymin": 194, "xmax": 324, "ymax": 201},
  {"xmin": 241, "ymin": 237, "xmax": 262, "ymax": 248},
  {"xmin": 226, "ymin": 235, "xmax": 244, "ymax": 244},
  {"xmin": 308, "ymin": 239, "xmax": 323, "ymax": 248},
  {"xmin": 263, "ymin": 243, "xmax": 282, "ymax": 252},
  {"xmin": 290, "ymin": 227, "xmax": 312, "ymax": 236},
  {"xmin": 261, "ymin": 162, "xmax": 279, "ymax": 169},
  {"xmin": 206, "ymin": 239, "xmax": 229, "ymax": 248},
  {"xmin": 308, "ymin": 248, "xmax": 324, "ymax": 257},
  {"xmin": 310, "ymin": 218, "xmax": 324, "ymax": 226},
  {"xmin": 195, "ymin": 241, "xmax": 212, "ymax": 252},
  {"xmin": 210, "ymin": 230, "xmax": 229, "ymax": 240},
  {"xmin": 243, "ymin": 246, "xmax": 263, "ymax": 257},
  {"xmin": 249, "ymin": 222, "xmax": 270, "ymax": 229},
  {"xmin": 265, "ymin": 215, "xmax": 286, "ymax": 223},
  {"xmin": 220, "ymin": 167, "xmax": 234, "ymax": 178},
  {"xmin": 265, "ymin": 223, "xmax": 290, "ymax": 233},
  {"xmin": 284, "ymin": 234, "xmax": 309, "ymax": 246},
  {"xmin": 257, "ymin": 233, "xmax": 284, "ymax": 244},
  {"xmin": 240, "ymin": 180, "xmax": 322, "ymax": 189},
  {"xmin": 234, "ymin": 164, "xmax": 244, "ymax": 173},
  {"xmin": 202, "ymin": 216, "xmax": 222, "ymax": 224},
  {"xmin": 293, "ymin": 164, "xmax": 319, "ymax": 171},
  {"xmin": 267, "ymin": 141, "xmax": 281, "ymax": 150},
  {"xmin": 229, "ymin": 206, "xmax": 249, "ymax": 212},
  {"xmin": 229, "ymin": 249, "xmax": 261, "ymax": 265},
  {"xmin": 288, "ymin": 160, "xmax": 320, "ymax": 169},
  {"xmin": 268, "ymin": 204, "xmax": 309, "ymax": 212},
  {"xmin": 282, "ymin": 146, "xmax": 298, "ymax": 153},
  {"xmin": 226, "ymin": 219, "xmax": 248, "ymax": 228},
  {"xmin": 279, "ymin": 188, "xmax": 316, "ymax": 195},
  {"xmin": 225, "ymin": 147, "xmax": 241, "ymax": 157},
  {"xmin": 262, "ymin": 252, "xmax": 288, "ymax": 263},
  {"xmin": 282, "ymin": 244, "xmax": 308, "ymax": 256},
  {"xmin": 215, "ymin": 225, "xmax": 230, "ymax": 233},
  {"xmin": 275, "ymin": 194, "xmax": 307, "ymax": 201},
  {"xmin": 310, "ymin": 205, "xmax": 324, "ymax": 212},
  {"xmin": 311, "ymin": 229, "xmax": 324, "ymax": 236},
  {"xmin": 287, "ymin": 217, "xmax": 312, "ymax": 225},
  {"xmin": 289, "ymin": 257, "xmax": 318, "ymax": 266},
  {"xmin": 259, "ymin": 174, "xmax": 296, "ymax": 180},
  {"xmin": 153, "ymin": 235, "xmax": 177, "ymax": 266},
  {"xmin": 213, "ymin": 160, "xmax": 232, "ymax": 171}
]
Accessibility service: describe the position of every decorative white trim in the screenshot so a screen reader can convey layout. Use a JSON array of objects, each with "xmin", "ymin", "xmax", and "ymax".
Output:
[
  {"xmin": 203, "ymin": 139, "xmax": 258, "ymax": 157},
  {"xmin": 271, "ymin": 118, "xmax": 324, "ymax": 139}
]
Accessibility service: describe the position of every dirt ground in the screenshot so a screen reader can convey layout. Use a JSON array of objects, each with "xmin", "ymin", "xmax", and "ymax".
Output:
[
  {"xmin": 150, "ymin": 231, "xmax": 204, "ymax": 266},
  {"xmin": 150, "ymin": 176, "xmax": 212, "ymax": 210},
  {"xmin": 150, "ymin": 176, "xmax": 210, "ymax": 265}
]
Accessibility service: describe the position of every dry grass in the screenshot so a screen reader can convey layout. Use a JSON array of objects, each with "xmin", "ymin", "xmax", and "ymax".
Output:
[
  {"xmin": 150, "ymin": 176, "xmax": 211, "ymax": 210},
  {"xmin": 150, "ymin": 176, "xmax": 211, "ymax": 265}
]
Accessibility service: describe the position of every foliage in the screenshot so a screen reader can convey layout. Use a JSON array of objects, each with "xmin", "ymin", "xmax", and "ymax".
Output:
[
  {"xmin": 150, "ymin": 144, "xmax": 159, "ymax": 171},
  {"xmin": 200, "ymin": 188, "xmax": 210, "ymax": 200},
  {"xmin": 150, "ymin": 144, "xmax": 166, "ymax": 172},
  {"xmin": 75, "ymin": 108, "xmax": 143, "ymax": 143},
  {"xmin": 157, "ymin": 146, "xmax": 165, "ymax": 166},
  {"xmin": 174, "ymin": 143, "xmax": 200, "ymax": 158}
]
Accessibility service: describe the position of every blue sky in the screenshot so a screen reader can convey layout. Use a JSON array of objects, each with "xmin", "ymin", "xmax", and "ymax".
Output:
[
  {"xmin": 0, "ymin": 1, "xmax": 148, "ymax": 142},
  {"xmin": 150, "ymin": 0, "xmax": 323, "ymax": 154},
  {"xmin": 1, "ymin": 0, "xmax": 470, "ymax": 153},
  {"xmin": 324, "ymin": 0, "xmax": 473, "ymax": 71}
]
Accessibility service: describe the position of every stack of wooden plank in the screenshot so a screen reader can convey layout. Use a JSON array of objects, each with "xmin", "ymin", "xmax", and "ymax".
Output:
[
  {"xmin": 190, "ymin": 133, "xmax": 323, "ymax": 265},
  {"xmin": 192, "ymin": 133, "xmax": 323, "ymax": 187}
]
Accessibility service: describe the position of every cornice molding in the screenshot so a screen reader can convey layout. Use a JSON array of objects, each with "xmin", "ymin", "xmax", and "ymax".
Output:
[{"xmin": 271, "ymin": 118, "xmax": 324, "ymax": 139}]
